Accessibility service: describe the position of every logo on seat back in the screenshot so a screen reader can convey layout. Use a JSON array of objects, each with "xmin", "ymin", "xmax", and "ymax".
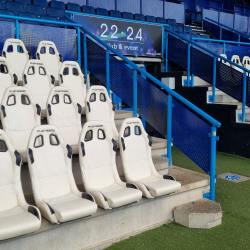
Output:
[
  {"xmin": 65, "ymin": 64, "xmax": 77, "ymax": 67},
  {"xmin": 31, "ymin": 62, "xmax": 44, "ymax": 66},
  {"xmin": 9, "ymin": 90, "xmax": 26, "ymax": 93},
  {"xmin": 37, "ymin": 129, "xmax": 55, "ymax": 133},
  {"xmin": 9, "ymin": 41, "xmax": 21, "ymax": 44},
  {"xmin": 41, "ymin": 43, "xmax": 53, "ymax": 46},
  {"xmin": 55, "ymin": 90, "xmax": 69, "ymax": 93},
  {"xmin": 88, "ymin": 125, "xmax": 103, "ymax": 128},
  {"xmin": 126, "ymin": 122, "xmax": 140, "ymax": 124},
  {"xmin": 92, "ymin": 89, "xmax": 104, "ymax": 91}
]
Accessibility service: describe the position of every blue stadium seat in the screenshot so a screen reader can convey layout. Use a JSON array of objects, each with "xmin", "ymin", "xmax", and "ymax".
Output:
[
  {"xmin": 146, "ymin": 15, "xmax": 156, "ymax": 23},
  {"xmin": 26, "ymin": 4, "xmax": 44, "ymax": 17},
  {"xmin": 179, "ymin": 32, "xmax": 191, "ymax": 40},
  {"xmin": 183, "ymin": 26, "xmax": 193, "ymax": 34},
  {"xmin": 49, "ymin": 1, "xmax": 65, "ymax": 10},
  {"xmin": 192, "ymin": 33, "xmax": 201, "ymax": 39},
  {"xmin": 185, "ymin": 12, "xmax": 191, "ymax": 25},
  {"xmin": 96, "ymin": 8, "xmax": 109, "ymax": 16},
  {"xmin": 0, "ymin": 9, "xmax": 15, "ymax": 21},
  {"xmin": 135, "ymin": 13, "xmax": 145, "ymax": 21},
  {"xmin": 110, "ymin": 10, "xmax": 121, "ymax": 18},
  {"xmin": 15, "ymin": 0, "xmax": 32, "ymax": 6},
  {"xmin": 0, "ymin": 2, "xmax": 3, "ymax": 9},
  {"xmin": 18, "ymin": 12, "xmax": 38, "ymax": 24},
  {"xmin": 5, "ymin": 1, "xmax": 25, "ymax": 14},
  {"xmin": 47, "ymin": 7, "xmax": 64, "ymax": 18},
  {"xmin": 173, "ymin": 25, "xmax": 182, "ymax": 33},
  {"xmin": 123, "ymin": 12, "xmax": 134, "ymax": 20},
  {"xmin": 82, "ymin": 5, "xmax": 95, "ymax": 14},
  {"xmin": 166, "ymin": 19, "xmax": 176, "ymax": 25},
  {"xmin": 66, "ymin": 3, "xmax": 81, "ymax": 12},
  {"xmin": 200, "ymin": 34, "xmax": 210, "ymax": 39},
  {"xmin": 32, "ymin": 0, "xmax": 48, "ymax": 12},
  {"xmin": 196, "ymin": 12, "xmax": 202, "ymax": 24},
  {"xmin": 40, "ymin": 15, "xmax": 60, "ymax": 26},
  {"xmin": 157, "ymin": 17, "xmax": 166, "ymax": 24}
]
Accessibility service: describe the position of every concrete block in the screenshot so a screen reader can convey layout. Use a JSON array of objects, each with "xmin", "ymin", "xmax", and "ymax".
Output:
[{"xmin": 174, "ymin": 198, "xmax": 222, "ymax": 229}]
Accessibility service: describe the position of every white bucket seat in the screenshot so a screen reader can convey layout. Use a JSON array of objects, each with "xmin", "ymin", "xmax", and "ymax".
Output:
[
  {"xmin": 1, "ymin": 87, "xmax": 41, "ymax": 162},
  {"xmin": 59, "ymin": 61, "xmax": 87, "ymax": 114},
  {"xmin": 46, "ymin": 87, "xmax": 82, "ymax": 154},
  {"xmin": 231, "ymin": 55, "xmax": 243, "ymax": 72},
  {"xmin": 0, "ymin": 129, "xmax": 41, "ymax": 240},
  {"xmin": 218, "ymin": 54, "xmax": 230, "ymax": 66},
  {"xmin": 86, "ymin": 86, "xmax": 118, "ymax": 140},
  {"xmin": 79, "ymin": 121, "xmax": 142, "ymax": 210},
  {"xmin": 119, "ymin": 118, "xmax": 181, "ymax": 198},
  {"xmin": 27, "ymin": 125, "xmax": 97, "ymax": 224}
]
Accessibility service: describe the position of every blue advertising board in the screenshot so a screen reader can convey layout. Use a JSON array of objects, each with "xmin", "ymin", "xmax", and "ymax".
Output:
[{"xmin": 74, "ymin": 14, "xmax": 163, "ymax": 57}]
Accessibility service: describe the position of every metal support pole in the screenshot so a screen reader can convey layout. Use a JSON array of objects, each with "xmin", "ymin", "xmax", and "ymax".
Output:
[
  {"xmin": 223, "ymin": 43, "xmax": 225, "ymax": 54},
  {"xmin": 15, "ymin": 19, "xmax": 20, "ymax": 39},
  {"xmin": 106, "ymin": 49, "xmax": 110, "ymax": 97},
  {"xmin": 83, "ymin": 33, "xmax": 88, "ymax": 88},
  {"xmin": 242, "ymin": 71, "xmax": 247, "ymax": 122},
  {"xmin": 77, "ymin": 27, "xmax": 81, "ymax": 67},
  {"xmin": 210, "ymin": 126, "xmax": 217, "ymax": 201},
  {"xmin": 133, "ymin": 69, "xmax": 137, "ymax": 117},
  {"xmin": 219, "ymin": 26, "xmax": 222, "ymax": 40},
  {"xmin": 212, "ymin": 57, "xmax": 217, "ymax": 103},
  {"xmin": 238, "ymin": 34, "xmax": 240, "ymax": 44},
  {"xmin": 167, "ymin": 94, "xmax": 172, "ymax": 167},
  {"xmin": 187, "ymin": 43, "xmax": 191, "ymax": 87},
  {"xmin": 165, "ymin": 31, "xmax": 168, "ymax": 72}
]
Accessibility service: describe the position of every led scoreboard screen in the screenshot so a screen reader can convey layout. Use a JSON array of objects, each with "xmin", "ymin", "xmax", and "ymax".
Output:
[{"xmin": 74, "ymin": 14, "xmax": 163, "ymax": 57}]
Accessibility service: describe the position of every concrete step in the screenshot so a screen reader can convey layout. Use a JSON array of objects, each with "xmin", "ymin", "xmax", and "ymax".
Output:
[
  {"xmin": 1, "ymin": 167, "xmax": 210, "ymax": 250},
  {"xmin": 174, "ymin": 198, "xmax": 222, "ymax": 229}
]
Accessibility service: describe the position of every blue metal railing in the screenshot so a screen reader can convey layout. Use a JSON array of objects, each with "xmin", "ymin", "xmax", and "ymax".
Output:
[
  {"xmin": 67, "ymin": 16, "xmax": 221, "ymax": 201},
  {"xmin": 165, "ymin": 27, "xmax": 250, "ymax": 123}
]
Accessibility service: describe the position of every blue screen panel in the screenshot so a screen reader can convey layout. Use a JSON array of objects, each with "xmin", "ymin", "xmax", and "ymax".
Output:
[
  {"xmin": 88, "ymin": 0, "xmax": 115, "ymax": 10},
  {"xmin": 116, "ymin": 0, "xmax": 140, "ymax": 14},
  {"xmin": 0, "ymin": 21, "xmax": 15, "ymax": 54},
  {"xmin": 165, "ymin": 2, "xmax": 185, "ymax": 24},
  {"xmin": 142, "ymin": 0, "xmax": 163, "ymax": 17}
]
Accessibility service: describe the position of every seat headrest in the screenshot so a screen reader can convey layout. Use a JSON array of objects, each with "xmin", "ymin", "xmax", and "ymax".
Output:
[
  {"xmin": 23, "ymin": 59, "xmax": 49, "ymax": 74},
  {"xmin": 119, "ymin": 118, "xmax": 146, "ymax": 138},
  {"xmin": 37, "ymin": 40, "xmax": 59, "ymax": 51},
  {"xmin": 3, "ymin": 39, "xmax": 28, "ymax": 53},
  {"xmin": 47, "ymin": 86, "xmax": 75, "ymax": 105},
  {"xmin": 60, "ymin": 61, "xmax": 83, "ymax": 75},
  {"xmin": 86, "ymin": 85, "xmax": 110, "ymax": 103}
]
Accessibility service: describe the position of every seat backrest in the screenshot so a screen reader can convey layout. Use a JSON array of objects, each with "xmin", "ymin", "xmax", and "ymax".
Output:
[
  {"xmin": 0, "ymin": 2, "xmax": 3, "ymax": 9},
  {"xmin": 119, "ymin": 118, "xmax": 155, "ymax": 181},
  {"xmin": 46, "ymin": 87, "xmax": 82, "ymax": 149},
  {"xmin": 36, "ymin": 41, "xmax": 62, "ymax": 81},
  {"xmin": 5, "ymin": 1, "xmax": 25, "ymax": 13},
  {"xmin": 96, "ymin": 7, "xmax": 109, "ymax": 16},
  {"xmin": 173, "ymin": 24, "xmax": 182, "ymax": 33},
  {"xmin": 18, "ymin": 12, "xmax": 37, "ymax": 19},
  {"xmin": 183, "ymin": 26, "xmax": 193, "ymax": 34},
  {"xmin": 82, "ymin": 5, "xmax": 95, "ymax": 14},
  {"xmin": 22, "ymin": 60, "xmax": 54, "ymax": 111},
  {"xmin": 166, "ymin": 19, "xmax": 176, "ymax": 25},
  {"xmin": 86, "ymin": 86, "xmax": 118, "ymax": 139},
  {"xmin": 46, "ymin": 7, "xmax": 63, "ymax": 18},
  {"xmin": 79, "ymin": 121, "xmax": 117, "ymax": 191},
  {"xmin": 218, "ymin": 54, "xmax": 230, "ymax": 66},
  {"xmin": 28, "ymin": 125, "xmax": 75, "ymax": 201},
  {"xmin": 156, "ymin": 17, "xmax": 166, "ymax": 24},
  {"xmin": 26, "ymin": 4, "xmax": 44, "ymax": 16},
  {"xmin": 66, "ymin": 3, "xmax": 81, "ymax": 12},
  {"xmin": 135, "ymin": 13, "xmax": 145, "ymax": 21},
  {"xmin": 0, "ymin": 9, "xmax": 15, "ymax": 17},
  {"xmin": 33, "ymin": 0, "xmax": 48, "ymax": 9},
  {"xmin": 50, "ymin": 1, "xmax": 65, "ymax": 10},
  {"xmin": 1, "ymin": 87, "xmax": 41, "ymax": 158},
  {"xmin": 59, "ymin": 61, "xmax": 86, "ymax": 111},
  {"xmin": 201, "ymin": 34, "xmax": 210, "ymax": 39},
  {"xmin": 192, "ymin": 33, "xmax": 200, "ymax": 38},
  {"xmin": 242, "ymin": 56, "xmax": 250, "ymax": 66},
  {"xmin": 231, "ymin": 55, "xmax": 242, "ymax": 65},
  {"xmin": 16, "ymin": 0, "xmax": 32, "ymax": 6},
  {"xmin": 2, "ymin": 39, "xmax": 29, "ymax": 81},
  {"xmin": 179, "ymin": 32, "xmax": 191, "ymax": 40},
  {"xmin": 0, "ymin": 57, "xmax": 17, "ymax": 103},
  {"xmin": 110, "ymin": 10, "xmax": 121, "ymax": 18},
  {"xmin": 146, "ymin": 15, "xmax": 156, "ymax": 22},
  {"xmin": 123, "ymin": 12, "xmax": 134, "ymax": 20},
  {"xmin": 0, "ymin": 129, "xmax": 22, "ymax": 213}
]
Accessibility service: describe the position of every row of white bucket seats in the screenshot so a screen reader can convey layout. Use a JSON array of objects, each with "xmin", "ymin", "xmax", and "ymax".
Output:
[
  {"xmin": 0, "ymin": 118, "xmax": 181, "ymax": 240},
  {"xmin": 1, "ymin": 86, "xmax": 117, "ymax": 161},
  {"xmin": 0, "ymin": 38, "xmax": 87, "ymax": 116},
  {"xmin": 219, "ymin": 54, "xmax": 250, "ymax": 72}
]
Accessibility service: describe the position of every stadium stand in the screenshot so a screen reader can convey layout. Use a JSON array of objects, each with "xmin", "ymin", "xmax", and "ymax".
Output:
[
  {"xmin": 79, "ymin": 121, "xmax": 142, "ymax": 210},
  {"xmin": 27, "ymin": 125, "xmax": 97, "ymax": 224},
  {"xmin": 0, "ymin": 129, "xmax": 41, "ymax": 241}
]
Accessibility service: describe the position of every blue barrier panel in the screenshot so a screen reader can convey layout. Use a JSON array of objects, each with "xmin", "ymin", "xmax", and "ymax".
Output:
[
  {"xmin": 224, "ymin": 44, "xmax": 250, "ymax": 61},
  {"xmin": 88, "ymin": 0, "xmax": 115, "ymax": 10},
  {"xmin": 196, "ymin": 42, "xmax": 224, "ymax": 55},
  {"xmin": 0, "ymin": 21, "xmax": 15, "ymax": 54},
  {"xmin": 172, "ymin": 98, "xmax": 211, "ymax": 174},
  {"xmin": 203, "ymin": 9, "xmax": 219, "ymax": 22},
  {"xmin": 142, "ymin": 0, "xmax": 163, "ymax": 18},
  {"xmin": 247, "ymin": 77, "xmax": 250, "ymax": 108},
  {"xmin": 222, "ymin": 27, "xmax": 238, "ymax": 41},
  {"xmin": 234, "ymin": 15, "xmax": 248, "ymax": 33},
  {"xmin": 20, "ymin": 23, "xmax": 77, "ymax": 60},
  {"xmin": 165, "ymin": 2, "xmax": 185, "ymax": 24},
  {"xmin": 116, "ymin": 0, "xmax": 140, "ymax": 14},
  {"xmin": 137, "ymin": 74, "xmax": 168, "ymax": 136},
  {"xmin": 216, "ymin": 61, "xmax": 244, "ymax": 102},
  {"xmin": 219, "ymin": 12, "xmax": 234, "ymax": 28},
  {"xmin": 203, "ymin": 20, "xmax": 220, "ymax": 39},
  {"xmin": 168, "ymin": 35, "xmax": 188, "ymax": 69}
]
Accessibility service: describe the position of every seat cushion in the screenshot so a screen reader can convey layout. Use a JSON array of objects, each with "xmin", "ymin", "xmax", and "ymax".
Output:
[
  {"xmin": 0, "ymin": 206, "xmax": 40, "ymax": 241},
  {"xmin": 101, "ymin": 184, "xmax": 142, "ymax": 208},
  {"xmin": 140, "ymin": 176, "xmax": 181, "ymax": 197},
  {"xmin": 45, "ymin": 193, "xmax": 97, "ymax": 223}
]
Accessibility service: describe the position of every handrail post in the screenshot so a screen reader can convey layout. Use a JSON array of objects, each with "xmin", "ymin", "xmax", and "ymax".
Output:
[
  {"xmin": 187, "ymin": 43, "xmax": 191, "ymax": 87},
  {"xmin": 15, "ymin": 19, "xmax": 20, "ymax": 39},
  {"xmin": 219, "ymin": 26, "xmax": 222, "ymax": 40},
  {"xmin": 77, "ymin": 27, "xmax": 81, "ymax": 67},
  {"xmin": 238, "ymin": 34, "xmax": 240, "ymax": 45},
  {"xmin": 167, "ymin": 94, "xmax": 172, "ymax": 167},
  {"xmin": 223, "ymin": 42, "xmax": 225, "ymax": 54},
  {"xmin": 106, "ymin": 49, "xmax": 110, "ymax": 97},
  {"xmin": 210, "ymin": 126, "xmax": 217, "ymax": 201},
  {"xmin": 83, "ymin": 32, "xmax": 88, "ymax": 88},
  {"xmin": 212, "ymin": 57, "xmax": 217, "ymax": 103},
  {"xmin": 133, "ymin": 69, "xmax": 137, "ymax": 117},
  {"xmin": 242, "ymin": 71, "xmax": 247, "ymax": 122},
  {"xmin": 165, "ymin": 31, "xmax": 168, "ymax": 72}
]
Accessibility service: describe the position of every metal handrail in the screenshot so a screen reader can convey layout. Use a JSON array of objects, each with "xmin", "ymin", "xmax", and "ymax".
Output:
[
  {"xmin": 192, "ymin": 37, "xmax": 250, "ymax": 46},
  {"xmin": 202, "ymin": 4, "xmax": 247, "ymax": 15},
  {"xmin": 67, "ymin": 16, "xmax": 221, "ymax": 128}
]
